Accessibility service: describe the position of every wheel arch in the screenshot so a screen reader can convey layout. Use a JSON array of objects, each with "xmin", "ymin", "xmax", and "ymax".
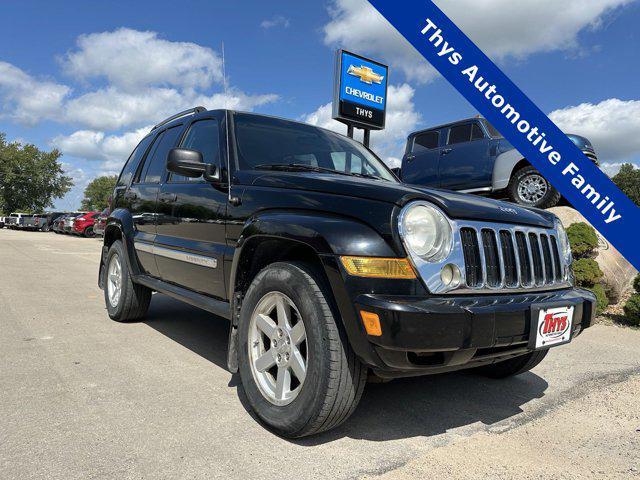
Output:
[{"xmin": 493, "ymin": 149, "xmax": 531, "ymax": 191}]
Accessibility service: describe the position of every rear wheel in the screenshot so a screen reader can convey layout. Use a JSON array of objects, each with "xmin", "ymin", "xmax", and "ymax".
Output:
[
  {"xmin": 238, "ymin": 262, "xmax": 366, "ymax": 438},
  {"xmin": 473, "ymin": 350, "xmax": 548, "ymax": 379},
  {"xmin": 508, "ymin": 166, "xmax": 560, "ymax": 209},
  {"xmin": 84, "ymin": 226, "xmax": 95, "ymax": 238},
  {"xmin": 103, "ymin": 240, "xmax": 151, "ymax": 322}
]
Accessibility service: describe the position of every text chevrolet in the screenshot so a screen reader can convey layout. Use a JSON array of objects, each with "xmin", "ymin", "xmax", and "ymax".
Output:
[{"xmin": 99, "ymin": 108, "xmax": 596, "ymax": 437}]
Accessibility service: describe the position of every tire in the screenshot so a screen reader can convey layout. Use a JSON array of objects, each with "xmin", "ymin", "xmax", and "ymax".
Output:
[
  {"xmin": 103, "ymin": 240, "xmax": 151, "ymax": 322},
  {"xmin": 473, "ymin": 350, "xmax": 548, "ymax": 379},
  {"xmin": 238, "ymin": 262, "xmax": 366, "ymax": 438},
  {"xmin": 508, "ymin": 166, "xmax": 561, "ymax": 209},
  {"xmin": 84, "ymin": 226, "xmax": 95, "ymax": 238}
]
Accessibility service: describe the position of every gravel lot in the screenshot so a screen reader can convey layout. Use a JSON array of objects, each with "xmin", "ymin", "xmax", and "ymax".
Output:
[{"xmin": 1, "ymin": 229, "xmax": 639, "ymax": 480}]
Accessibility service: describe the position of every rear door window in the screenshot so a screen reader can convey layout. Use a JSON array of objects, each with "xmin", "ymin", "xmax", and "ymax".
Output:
[
  {"xmin": 117, "ymin": 135, "xmax": 154, "ymax": 187},
  {"xmin": 140, "ymin": 125, "xmax": 183, "ymax": 184},
  {"xmin": 412, "ymin": 131, "xmax": 439, "ymax": 152}
]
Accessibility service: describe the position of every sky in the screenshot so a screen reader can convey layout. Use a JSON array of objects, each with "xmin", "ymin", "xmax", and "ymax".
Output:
[{"xmin": 1, "ymin": 0, "xmax": 639, "ymax": 211}]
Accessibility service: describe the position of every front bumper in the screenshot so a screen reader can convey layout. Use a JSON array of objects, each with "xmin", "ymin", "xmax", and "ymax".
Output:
[{"xmin": 354, "ymin": 288, "xmax": 596, "ymax": 377}]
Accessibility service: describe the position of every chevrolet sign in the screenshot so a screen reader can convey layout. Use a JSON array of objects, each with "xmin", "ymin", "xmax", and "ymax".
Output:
[{"xmin": 333, "ymin": 50, "xmax": 389, "ymax": 130}]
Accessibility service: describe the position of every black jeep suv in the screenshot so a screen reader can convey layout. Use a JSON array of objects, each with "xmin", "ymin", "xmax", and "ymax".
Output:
[{"xmin": 99, "ymin": 107, "xmax": 596, "ymax": 438}]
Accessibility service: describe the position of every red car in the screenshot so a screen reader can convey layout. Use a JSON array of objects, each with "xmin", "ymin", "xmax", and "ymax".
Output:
[{"xmin": 72, "ymin": 211, "xmax": 101, "ymax": 237}]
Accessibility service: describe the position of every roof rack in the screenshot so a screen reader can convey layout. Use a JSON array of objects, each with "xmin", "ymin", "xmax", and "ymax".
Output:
[{"xmin": 152, "ymin": 106, "xmax": 207, "ymax": 131}]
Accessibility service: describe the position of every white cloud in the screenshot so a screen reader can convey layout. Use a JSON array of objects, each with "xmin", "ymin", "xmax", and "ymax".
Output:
[
  {"xmin": 62, "ymin": 28, "xmax": 222, "ymax": 90},
  {"xmin": 260, "ymin": 15, "xmax": 291, "ymax": 29},
  {"xmin": 52, "ymin": 125, "xmax": 151, "ymax": 162},
  {"xmin": 549, "ymin": 98, "xmax": 640, "ymax": 165},
  {"xmin": 323, "ymin": 0, "xmax": 632, "ymax": 83},
  {"xmin": 0, "ymin": 61, "xmax": 70, "ymax": 124},
  {"xmin": 302, "ymin": 83, "xmax": 420, "ymax": 167}
]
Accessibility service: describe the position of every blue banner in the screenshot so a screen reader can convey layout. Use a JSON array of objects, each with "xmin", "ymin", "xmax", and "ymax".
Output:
[{"xmin": 368, "ymin": 0, "xmax": 640, "ymax": 270}]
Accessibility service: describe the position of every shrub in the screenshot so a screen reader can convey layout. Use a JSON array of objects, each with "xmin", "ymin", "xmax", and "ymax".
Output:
[
  {"xmin": 633, "ymin": 273, "xmax": 640, "ymax": 294},
  {"xmin": 566, "ymin": 222, "xmax": 599, "ymax": 258},
  {"xmin": 573, "ymin": 258, "xmax": 603, "ymax": 287},
  {"xmin": 612, "ymin": 163, "xmax": 640, "ymax": 207},
  {"xmin": 587, "ymin": 284, "xmax": 609, "ymax": 314},
  {"xmin": 623, "ymin": 294, "xmax": 640, "ymax": 326}
]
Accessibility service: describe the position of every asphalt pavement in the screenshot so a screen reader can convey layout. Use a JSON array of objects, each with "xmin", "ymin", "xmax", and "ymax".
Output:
[{"xmin": 1, "ymin": 229, "xmax": 639, "ymax": 479}]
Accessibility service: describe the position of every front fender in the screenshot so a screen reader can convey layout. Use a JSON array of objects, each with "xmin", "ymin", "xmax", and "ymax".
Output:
[
  {"xmin": 492, "ymin": 149, "xmax": 525, "ymax": 190},
  {"xmin": 103, "ymin": 208, "xmax": 141, "ymax": 277}
]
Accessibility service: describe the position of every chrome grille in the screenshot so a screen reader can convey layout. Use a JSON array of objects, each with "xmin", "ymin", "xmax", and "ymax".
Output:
[{"xmin": 458, "ymin": 223, "xmax": 568, "ymax": 291}]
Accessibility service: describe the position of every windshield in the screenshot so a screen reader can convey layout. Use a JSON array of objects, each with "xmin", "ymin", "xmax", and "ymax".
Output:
[{"xmin": 233, "ymin": 113, "xmax": 397, "ymax": 182}]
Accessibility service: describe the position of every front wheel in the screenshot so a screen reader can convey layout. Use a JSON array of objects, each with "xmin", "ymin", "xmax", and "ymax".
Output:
[
  {"xmin": 103, "ymin": 240, "xmax": 151, "ymax": 322},
  {"xmin": 473, "ymin": 350, "xmax": 548, "ymax": 379},
  {"xmin": 508, "ymin": 166, "xmax": 560, "ymax": 209},
  {"xmin": 238, "ymin": 262, "xmax": 366, "ymax": 438}
]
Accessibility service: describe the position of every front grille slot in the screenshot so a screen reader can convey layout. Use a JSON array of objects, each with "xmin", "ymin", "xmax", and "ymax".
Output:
[
  {"xmin": 460, "ymin": 228, "xmax": 482, "ymax": 287},
  {"xmin": 528, "ymin": 233, "xmax": 544, "ymax": 284},
  {"xmin": 550, "ymin": 236, "xmax": 563, "ymax": 281},
  {"xmin": 459, "ymin": 224, "xmax": 566, "ymax": 291},
  {"xmin": 499, "ymin": 231, "xmax": 518, "ymax": 287},
  {"xmin": 481, "ymin": 229, "xmax": 501, "ymax": 287}
]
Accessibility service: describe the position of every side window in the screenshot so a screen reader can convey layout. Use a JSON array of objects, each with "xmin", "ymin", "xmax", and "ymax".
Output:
[
  {"xmin": 447, "ymin": 124, "xmax": 472, "ymax": 145},
  {"xmin": 171, "ymin": 119, "xmax": 220, "ymax": 182},
  {"xmin": 330, "ymin": 152, "xmax": 364, "ymax": 174},
  {"xmin": 140, "ymin": 126, "xmax": 183, "ymax": 184},
  {"xmin": 117, "ymin": 135, "xmax": 154, "ymax": 187},
  {"xmin": 412, "ymin": 131, "xmax": 439, "ymax": 152},
  {"xmin": 471, "ymin": 123, "xmax": 485, "ymax": 140}
]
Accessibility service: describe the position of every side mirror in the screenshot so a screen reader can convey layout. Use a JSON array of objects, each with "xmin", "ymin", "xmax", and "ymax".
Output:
[{"xmin": 167, "ymin": 148, "xmax": 206, "ymax": 178}]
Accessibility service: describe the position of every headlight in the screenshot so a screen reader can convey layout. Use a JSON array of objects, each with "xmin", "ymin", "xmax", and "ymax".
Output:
[
  {"xmin": 555, "ymin": 218, "xmax": 571, "ymax": 262},
  {"xmin": 399, "ymin": 202, "xmax": 452, "ymax": 262}
]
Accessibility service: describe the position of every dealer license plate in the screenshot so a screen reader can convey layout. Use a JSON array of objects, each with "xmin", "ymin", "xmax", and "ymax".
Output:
[{"xmin": 534, "ymin": 306, "xmax": 574, "ymax": 349}]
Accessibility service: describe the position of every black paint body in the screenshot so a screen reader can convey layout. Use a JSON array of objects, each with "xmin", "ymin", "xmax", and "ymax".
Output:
[{"xmin": 100, "ymin": 109, "xmax": 596, "ymax": 377}]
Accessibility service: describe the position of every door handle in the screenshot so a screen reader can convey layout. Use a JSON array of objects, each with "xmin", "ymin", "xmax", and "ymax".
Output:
[
  {"xmin": 159, "ymin": 193, "xmax": 177, "ymax": 203},
  {"xmin": 441, "ymin": 148, "xmax": 453, "ymax": 155}
]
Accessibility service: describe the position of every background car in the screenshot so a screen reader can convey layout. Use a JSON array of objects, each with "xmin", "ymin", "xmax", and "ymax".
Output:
[
  {"xmin": 0, "ymin": 216, "xmax": 5, "ymax": 229},
  {"xmin": 93, "ymin": 208, "xmax": 110, "ymax": 237},
  {"xmin": 400, "ymin": 117, "xmax": 599, "ymax": 209},
  {"xmin": 63, "ymin": 213, "xmax": 82, "ymax": 234},
  {"xmin": 5, "ymin": 213, "xmax": 30, "ymax": 229},
  {"xmin": 72, "ymin": 211, "xmax": 101, "ymax": 237}
]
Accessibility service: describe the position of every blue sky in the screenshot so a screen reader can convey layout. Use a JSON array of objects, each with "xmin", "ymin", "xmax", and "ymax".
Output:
[{"xmin": 1, "ymin": 0, "xmax": 639, "ymax": 210}]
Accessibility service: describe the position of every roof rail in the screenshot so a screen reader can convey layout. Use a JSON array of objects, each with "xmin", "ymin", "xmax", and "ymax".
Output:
[{"xmin": 152, "ymin": 106, "xmax": 207, "ymax": 131}]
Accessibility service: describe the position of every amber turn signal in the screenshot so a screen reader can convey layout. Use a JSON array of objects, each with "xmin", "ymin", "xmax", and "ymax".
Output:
[
  {"xmin": 360, "ymin": 310, "xmax": 382, "ymax": 336},
  {"xmin": 340, "ymin": 256, "xmax": 416, "ymax": 279}
]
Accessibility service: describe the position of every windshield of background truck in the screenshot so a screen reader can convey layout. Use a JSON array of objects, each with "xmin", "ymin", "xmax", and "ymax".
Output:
[{"xmin": 234, "ymin": 113, "xmax": 397, "ymax": 182}]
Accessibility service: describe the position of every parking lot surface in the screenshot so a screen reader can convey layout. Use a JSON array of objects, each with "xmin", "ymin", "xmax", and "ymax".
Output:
[{"xmin": 1, "ymin": 229, "xmax": 639, "ymax": 479}]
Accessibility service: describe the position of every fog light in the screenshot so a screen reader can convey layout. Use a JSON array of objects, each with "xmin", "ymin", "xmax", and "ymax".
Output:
[
  {"xmin": 360, "ymin": 310, "xmax": 382, "ymax": 336},
  {"xmin": 441, "ymin": 263, "xmax": 462, "ymax": 288}
]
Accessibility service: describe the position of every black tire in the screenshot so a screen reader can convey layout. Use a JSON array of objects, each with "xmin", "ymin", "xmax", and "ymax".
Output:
[
  {"xmin": 84, "ymin": 226, "xmax": 95, "ymax": 238},
  {"xmin": 508, "ymin": 165, "xmax": 561, "ymax": 209},
  {"xmin": 473, "ymin": 350, "xmax": 548, "ymax": 379},
  {"xmin": 103, "ymin": 240, "xmax": 151, "ymax": 322},
  {"xmin": 238, "ymin": 262, "xmax": 366, "ymax": 438}
]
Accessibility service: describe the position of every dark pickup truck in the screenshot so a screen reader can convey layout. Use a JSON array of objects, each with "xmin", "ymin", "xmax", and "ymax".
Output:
[
  {"xmin": 99, "ymin": 108, "xmax": 595, "ymax": 438},
  {"xmin": 400, "ymin": 117, "xmax": 598, "ymax": 208}
]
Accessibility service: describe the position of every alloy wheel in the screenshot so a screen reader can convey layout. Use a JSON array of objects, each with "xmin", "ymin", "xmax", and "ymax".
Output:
[
  {"xmin": 107, "ymin": 254, "xmax": 122, "ymax": 308},
  {"xmin": 518, "ymin": 173, "xmax": 548, "ymax": 204},
  {"xmin": 248, "ymin": 291, "xmax": 308, "ymax": 406}
]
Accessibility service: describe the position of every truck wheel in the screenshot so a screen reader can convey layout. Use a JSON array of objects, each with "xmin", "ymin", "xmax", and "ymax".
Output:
[
  {"xmin": 103, "ymin": 240, "xmax": 151, "ymax": 322},
  {"xmin": 238, "ymin": 262, "xmax": 366, "ymax": 438},
  {"xmin": 473, "ymin": 350, "xmax": 548, "ymax": 379},
  {"xmin": 508, "ymin": 166, "xmax": 560, "ymax": 208}
]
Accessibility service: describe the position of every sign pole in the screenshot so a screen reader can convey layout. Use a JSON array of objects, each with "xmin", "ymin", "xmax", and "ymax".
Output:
[
  {"xmin": 363, "ymin": 129, "xmax": 370, "ymax": 148},
  {"xmin": 347, "ymin": 124, "xmax": 354, "ymax": 139}
]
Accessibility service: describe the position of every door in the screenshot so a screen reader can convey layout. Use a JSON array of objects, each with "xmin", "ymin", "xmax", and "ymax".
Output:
[
  {"xmin": 401, "ymin": 130, "xmax": 441, "ymax": 186},
  {"xmin": 155, "ymin": 116, "xmax": 228, "ymax": 299},
  {"xmin": 438, "ymin": 121, "xmax": 492, "ymax": 190},
  {"xmin": 127, "ymin": 125, "xmax": 184, "ymax": 277}
]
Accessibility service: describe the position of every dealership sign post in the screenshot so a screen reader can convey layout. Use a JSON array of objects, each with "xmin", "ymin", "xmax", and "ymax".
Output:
[
  {"xmin": 367, "ymin": 0, "xmax": 640, "ymax": 271},
  {"xmin": 333, "ymin": 49, "xmax": 389, "ymax": 146}
]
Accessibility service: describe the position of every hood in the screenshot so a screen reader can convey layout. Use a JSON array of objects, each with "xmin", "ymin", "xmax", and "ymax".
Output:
[
  {"xmin": 566, "ymin": 134, "xmax": 595, "ymax": 152},
  {"xmin": 244, "ymin": 171, "xmax": 555, "ymax": 228}
]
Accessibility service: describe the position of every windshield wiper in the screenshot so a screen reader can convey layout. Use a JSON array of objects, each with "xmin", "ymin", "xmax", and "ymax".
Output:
[{"xmin": 254, "ymin": 163, "xmax": 387, "ymax": 181}]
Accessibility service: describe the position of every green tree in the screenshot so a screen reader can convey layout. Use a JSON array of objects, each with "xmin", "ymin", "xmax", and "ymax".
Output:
[
  {"xmin": 81, "ymin": 175, "xmax": 117, "ymax": 211},
  {"xmin": 0, "ymin": 133, "xmax": 73, "ymax": 213},
  {"xmin": 612, "ymin": 163, "xmax": 640, "ymax": 206}
]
